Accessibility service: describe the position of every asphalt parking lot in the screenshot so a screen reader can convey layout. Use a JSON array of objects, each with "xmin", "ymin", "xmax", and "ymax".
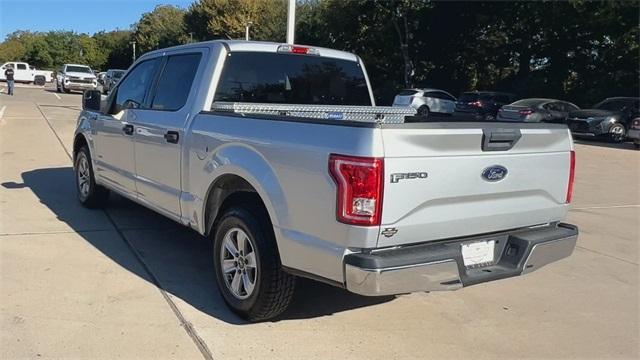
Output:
[{"xmin": 0, "ymin": 84, "xmax": 638, "ymax": 359}]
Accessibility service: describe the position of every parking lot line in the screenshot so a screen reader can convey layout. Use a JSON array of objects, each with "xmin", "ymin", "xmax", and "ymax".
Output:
[
  {"xmin": 53, "ymin": 92, "xmax": 61, "ymax": 100},
  {"xmin": 0, "ymin": 105, "xmax": 6, "ymax": 120}
]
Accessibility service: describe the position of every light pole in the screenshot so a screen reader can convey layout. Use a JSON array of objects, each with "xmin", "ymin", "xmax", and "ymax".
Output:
[
  {"xmin": 130, "ymin": 41, "xmax": 136, "ymax": 63},
  {"xmin": 189, "ymin": 32, "xmax": 194, "ymax": 43},
  {"xmin": 286, "ymin": 0, "xmax": 295, "ymax": 44},
  {"xmin": 245, "ymin": 22, "xmax": 253, "ymax": 41}
]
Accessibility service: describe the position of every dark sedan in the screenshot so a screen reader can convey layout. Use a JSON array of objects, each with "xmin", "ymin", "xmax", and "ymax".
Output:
[
  {"xmin": 497, "ymin": 98, "xmax": 580, "ymax": 123},
  {"xmin": 454, "ymin": 91, "xmax": 517, "ymax": 121},
  {"xmin": 567, "ymin": 97, "xmax": 640, "ymax": 143}
]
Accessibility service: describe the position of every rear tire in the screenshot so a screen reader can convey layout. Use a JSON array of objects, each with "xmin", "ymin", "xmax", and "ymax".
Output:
[
  {"xmin": 74, "ymin": 146, "xmax": 109, "ymax": 208},
  {"xmin": 607, "ymin": 123, "xmax": 626, "ymax": 143},
  {"xmin": 213, "ymin": 202, "xmax": 295, "ymax": 322},
  {"xmin": 417, "ymin": 106, "xmax": 430, "ymax": 118},
  {"xmin": 34, "ymin": 76, "xmax": 45, "ymax": 86}
]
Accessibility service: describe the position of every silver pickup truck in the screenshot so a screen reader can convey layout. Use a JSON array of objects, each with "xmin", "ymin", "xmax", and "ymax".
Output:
[{"xmin": 74, "ymin": 40, "xmax": 578, "ymax": 321}]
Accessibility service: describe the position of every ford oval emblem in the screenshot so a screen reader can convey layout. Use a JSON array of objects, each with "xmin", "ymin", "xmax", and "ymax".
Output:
[{"xmin": 482, "ymin": 165, "xmax": 508, "ymax": 182}]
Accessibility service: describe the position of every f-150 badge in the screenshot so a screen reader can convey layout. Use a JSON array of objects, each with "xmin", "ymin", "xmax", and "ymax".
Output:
[{"xmin": 390, "ymin": 172, "xmax": 428, "ymax": 183}]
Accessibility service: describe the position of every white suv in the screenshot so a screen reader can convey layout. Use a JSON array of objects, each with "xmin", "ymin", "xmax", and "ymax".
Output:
[{"xmin": 393, "ymin": 88, "xmax": 457, "ymax": 116}]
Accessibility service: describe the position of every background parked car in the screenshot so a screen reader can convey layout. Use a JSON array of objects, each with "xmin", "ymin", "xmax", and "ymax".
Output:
[
  {"xmin": 567, "ymin": 97, "xmax": 640, "ymax": 143},
  {"xmin": 497, "ymin": 98, "xmax": 580, "ymax": 123},
  {"xmin": 55, "ymin": 64, "xmax": 98, "ymax": 93},
  {"xmin": 454, "ymin": 91, "xmax": 517, "ymax": 120},
  {"xmin": 392, "ymin": 88, "xmax": 457, "ymax": 116},
  {"xmin": 97, "ymin": 72, "xmax": 106, "ymax": 85},
  {"xmin": 102, "ymin": 69, "xmax": 126, "ymax": 94},
  {"xmin": 627, "ymin": 117, "xmax": 640, "ymax": 149},
  {"xmin": 0, "ymin": 61, "xmax": 53, "ymax": 84}
]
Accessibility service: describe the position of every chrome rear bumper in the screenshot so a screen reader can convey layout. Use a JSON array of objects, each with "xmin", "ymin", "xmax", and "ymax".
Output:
[{"xmin": 345, "ymin": 223, "xmax": 578, "ymax": 296}]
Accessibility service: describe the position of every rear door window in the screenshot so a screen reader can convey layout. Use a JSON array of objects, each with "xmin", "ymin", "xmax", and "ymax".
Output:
[
  {"xmin": 17, "ymin": 64, "xmax": 27, "ymax": 70},
  {"xmin": 214, "ymin": 52, "xmax": 371, "ymax": 106},
  {"xmin": 150, "ymin": 53, "xmax": 202, "ymax": 111},
  {"xmin": 426, "ymin": 91, "xmax": 455, "ymax": 101},
  {"xmin": 398, "ymin": 90, "xmax": 418, "ymax": 96}
]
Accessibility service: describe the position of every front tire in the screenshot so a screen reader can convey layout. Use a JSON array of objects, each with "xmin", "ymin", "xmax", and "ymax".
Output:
[
  {"xmin": 75, "ymin": 146, "xmax": 109, "ymax": 208},
  {"xmin": 213, "ymin": 203, "xmax": 295, "ymax": 322},
  {"xmin": 607, "ymin": 123, "xmax": 626, "ymax": 143}
]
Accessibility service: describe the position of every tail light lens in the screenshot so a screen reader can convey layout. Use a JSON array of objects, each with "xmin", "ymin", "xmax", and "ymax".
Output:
[
  {"xmin": 469, "ymin": 101, "xmax": 483, "ymax": 107},
  {"xmin": 329, "ymin": 154, "xmax": 384, "ymax": 226},
  {"xmin": 277, "ymin": 44, "xmax": 320, "ymax": 55},
  {"xmin": 519, "ymin": 109, "xmax": 533, "ymax": 116},
  {"xmin": 566, "ymin": 150, "xmax": 576, "ymax": 204},
  {"xmin": 632, "ymin": 119, "xmax": 640, "ymax": 130}
]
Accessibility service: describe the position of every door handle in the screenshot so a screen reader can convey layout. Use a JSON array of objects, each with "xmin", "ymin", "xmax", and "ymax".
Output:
[
  {"xmin": 122, "ymin": 124, "xmax": 134, "ymax": 135},
  {"xmin": 164, "ymin": 131, "xmax": 179, "ymax": 144}
]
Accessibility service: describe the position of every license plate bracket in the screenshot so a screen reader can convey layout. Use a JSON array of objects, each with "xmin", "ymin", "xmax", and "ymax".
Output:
[{"xmin": 461, "ymin": 240, "xmax": 495, "ymax": 268}]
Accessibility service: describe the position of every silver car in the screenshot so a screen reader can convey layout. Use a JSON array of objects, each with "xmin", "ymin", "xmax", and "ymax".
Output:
[
  {"xmin": 393, "ymin": 88, "xmax": 457, "ymax": 116},
  {"xmin": 102, "ymin": 69, "xmax": 126, "ymax": 94}
]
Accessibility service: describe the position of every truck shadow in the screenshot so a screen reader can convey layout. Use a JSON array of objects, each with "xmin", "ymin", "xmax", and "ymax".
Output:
[{"xmin": 3, "ymin": 167, "xmax": 394, "ymax": 325}]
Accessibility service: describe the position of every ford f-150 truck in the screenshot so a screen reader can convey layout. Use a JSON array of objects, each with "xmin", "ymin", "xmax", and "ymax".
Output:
[{"xmin": 74, "ymin": 40, "xmax": 578, "ymax": 321}]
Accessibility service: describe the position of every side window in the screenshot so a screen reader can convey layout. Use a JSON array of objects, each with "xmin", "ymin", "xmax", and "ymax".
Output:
[
  {"xmin": 115, "ymin": 58, "xmax": 160, "ymax": 109},
  {"xmin": 17, "ymin": 64, "xmax": 27, "ymax": 70},
  {"xmin": 546, "ymin": 102, "xmax": 561, "ymax": 111},
  {"xmin": 150, "ymin": 53, "xmax": 202, "ymax": 111},
  {"xmin": 563, "ymin": 102, "xmax": 579, "ymax": 112},
  {"xmin": 437, "ymin": 91, "xmax": 456, "ymax": 101}
]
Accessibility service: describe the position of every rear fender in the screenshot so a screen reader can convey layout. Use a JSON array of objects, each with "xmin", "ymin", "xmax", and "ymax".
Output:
[{"xmin": 199, "ymin": 144, "xmax": 287, "ymax": 238}]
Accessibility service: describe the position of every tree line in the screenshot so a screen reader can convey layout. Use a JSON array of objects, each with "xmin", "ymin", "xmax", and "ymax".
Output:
[{"xmin": 0, "ymin": 0, "xmax": 637, "ymax": 106}]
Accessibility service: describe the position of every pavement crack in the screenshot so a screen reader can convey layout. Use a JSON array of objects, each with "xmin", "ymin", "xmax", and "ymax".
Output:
[
  {"xmin": 38, "ymin": 101, "xmax": 214, "ymax": 360},
  {"xmin": 575, "ymin": 245, "xmax": 638, "ymax": 266}
]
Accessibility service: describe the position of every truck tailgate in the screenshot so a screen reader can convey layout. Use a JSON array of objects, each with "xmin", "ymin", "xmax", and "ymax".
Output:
[{"xmin": 379, "ymin": 123, "xmax": 573, "ymax": 247}]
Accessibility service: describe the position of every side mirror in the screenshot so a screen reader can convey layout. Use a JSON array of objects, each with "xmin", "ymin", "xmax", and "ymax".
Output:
[{"xmin": 82, "ymin": 90, "xmax": 102, "ymax": 112}]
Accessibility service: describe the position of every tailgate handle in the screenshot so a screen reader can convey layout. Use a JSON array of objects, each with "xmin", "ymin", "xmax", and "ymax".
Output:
[{"xmin": 482, "ymin": 128, "xmax": 522, "ymax": 151}]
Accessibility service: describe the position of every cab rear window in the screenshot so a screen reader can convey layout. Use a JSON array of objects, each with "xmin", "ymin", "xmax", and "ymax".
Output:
[{"xmin": 214, "ymin": 52, "xmax": 371, "ymax": 106}]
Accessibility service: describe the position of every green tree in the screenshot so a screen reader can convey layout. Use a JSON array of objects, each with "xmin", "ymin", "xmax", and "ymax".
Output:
[
  {"xmin": 94, "ymin": 30, "xmax": 134, "ymax": 69},
  {"xmin": 133, "ymin": 5, "xmax": 189, "ymax": 54},
  {"xmin": 185, "ymin": 0, "xmax": 286, "ymax": 42}
]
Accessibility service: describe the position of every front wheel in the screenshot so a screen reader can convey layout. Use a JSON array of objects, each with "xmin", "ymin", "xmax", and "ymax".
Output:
[
  {"xmin": 75, "ymin": 146, "xmax": 109, "ymax": 208},
  {"xmin": 607, "ymin": 123, "xmax": 626, "ymax": 143},
  {"xmin": 213, "ymin": 204, "xmax": 295, "ymax": 322}
]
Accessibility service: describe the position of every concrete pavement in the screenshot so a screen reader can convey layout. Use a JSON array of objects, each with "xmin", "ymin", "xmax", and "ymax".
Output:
[{"xmin": 1, "ymin": 86, "xmax": 638, "ymax": 359}]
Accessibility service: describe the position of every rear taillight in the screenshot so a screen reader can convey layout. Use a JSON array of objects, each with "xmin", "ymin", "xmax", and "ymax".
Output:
[
  {"xmin": 632, "ymin": 119, "xmax": 640, "ymax": 130},
  {"xmin": 519, "ymin": 109, "xmax": 533, "ymax": 116},
  {"xmin": 469, "ymin": 101, "xmax": 483, "ymax": 107},
  {"xmin": 566, "ymin": 150, "xmax": 576, "ymax": 204},
  {"xmin": 329, "ymin": 154, "xmax": 384, "ymax": 226}
]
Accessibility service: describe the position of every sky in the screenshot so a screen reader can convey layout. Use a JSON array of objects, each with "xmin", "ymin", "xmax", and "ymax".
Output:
[{"xmin": 0, "ymin": 0, "xmax": 193, "ymax": 40}]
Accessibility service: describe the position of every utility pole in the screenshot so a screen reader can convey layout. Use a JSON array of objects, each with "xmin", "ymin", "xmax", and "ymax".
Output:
[
  {"xmin": 189, "ymin": 32, "xmax": 194, "ymax": 43},
  {"xmin": 286, "ymin": 0, "xmax": 295, "ymax": 44},
  {"xmin": 244, "ymin": 22, "xmax": 252, "ymax": 41},
  {"xmin": 130, "ymin": 41, "xmax": 136, "ymax": 63}
]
